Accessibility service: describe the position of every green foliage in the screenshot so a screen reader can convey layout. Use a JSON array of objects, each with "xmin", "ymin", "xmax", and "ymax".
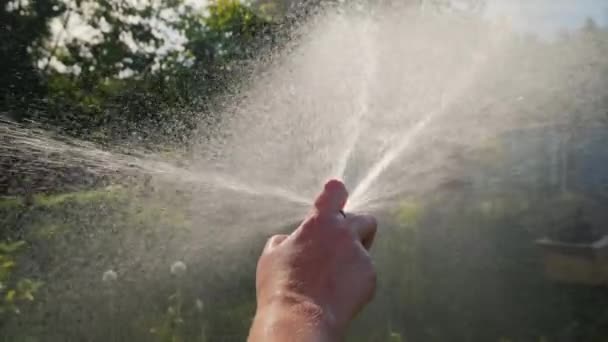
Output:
[
  {"xmin": 31, "ymin": 185, "xmax": 124, "ymax": 207},
  {"xmin": 0, "ymin": 197, "xmax": 24, "ymax": 210},
  {"xmin": 3, "ymin": 1, "xmax": 608, "ymax": 341},
  {"xmin": 190, "ymin": 0, "xmax": 270, "ymax": 63},
  {"xmin": 4, "ymin": 0, "xmax": 274, "ymax": 142},
  {"xmin": 0, "ymin": 241, "xmax": 42, "ymax": 317},
  {"xmin": 0, "ymin": 0, "xmax": 64, "ymax": 114},
  {"xmin": 362, "ymin": 187, "xmax": 608, "ymax": 341},
  {"xmin": 395, "ymin": 199, "xmax": 424, "ymax": 227},
  {"xmin": 151, "ymin": 288, "xmax": 187, "ymax": 342},
  {"xmin": 389, "ymin": 331, "xmax": 404, "ymax": 342},
  {"xmin": 150, "ymin": 285, "xmax": 208, "ymax": 342},
  {"xmin": 3, "ymin": 178, "xmax": 608, "ymax": 341}
]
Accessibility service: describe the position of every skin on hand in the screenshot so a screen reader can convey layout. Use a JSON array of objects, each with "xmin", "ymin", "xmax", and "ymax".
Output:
[{"xmin": 248, "ymin": 179, "xmax": 378, "ymax": 342}]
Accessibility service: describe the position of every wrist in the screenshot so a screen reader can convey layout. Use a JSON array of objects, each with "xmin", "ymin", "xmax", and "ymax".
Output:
[{"xmin": 250, "ymin": 292, "xmax": 341, "ymax": 342}]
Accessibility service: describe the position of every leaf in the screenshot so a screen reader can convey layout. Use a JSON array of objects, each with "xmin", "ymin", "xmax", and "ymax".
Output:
[
  {"xmin": 0, "ymin": 241, "xmax": 26, "ymax": 254},
  {"xmin": 1, "ymin": 261, "xmax": 15, "ymax": 270},
  {"xmin": 6, "ymin": 289, "xmax": 16, "ymax": 302},
  {"xmin": 22, "ymin": 291, "xmax": 34, "ymax": 301}
]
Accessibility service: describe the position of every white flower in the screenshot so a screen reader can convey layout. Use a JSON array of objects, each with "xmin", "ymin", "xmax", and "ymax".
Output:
[
  {"xmin": 170, "ymin": 261, "xmax": 187, "ymax": 277},
  {"xmin": 195, "ymin": 298, "xmax": 204, "ymax": 312},
  {"xmin": 102, "ymin": 269, "xmax": 118, "ymax": 283}
]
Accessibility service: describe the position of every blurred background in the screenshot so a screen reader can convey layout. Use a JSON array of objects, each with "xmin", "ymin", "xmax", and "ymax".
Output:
[{"xmin": 2, "ymin": 0, "xmax": 608, "ymax": 341}]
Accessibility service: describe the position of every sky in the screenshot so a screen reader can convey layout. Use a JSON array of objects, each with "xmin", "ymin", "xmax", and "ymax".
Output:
[{"xmin": 485, "ymin": 0, "xmax": 608, "ymax": 39}]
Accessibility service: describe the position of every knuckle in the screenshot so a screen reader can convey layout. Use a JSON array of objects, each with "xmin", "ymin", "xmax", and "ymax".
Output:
[
  {"xmin": 369, "ymin": 215, "xmax": 378, "ymax": 231},
  {"xmin": 340, "ymin": 226, "xmax": 357, "ymax": 242},
  {"xmin": 263, "ymin": 234, "xmax": 285, "ymax": 252},
  {"xmin": 300, "ymin": 213, "xmax": 343, "ymax": 234},
  {"xmin": 268, "ymin": 234, "xmax": 283, "ymax": 243}
]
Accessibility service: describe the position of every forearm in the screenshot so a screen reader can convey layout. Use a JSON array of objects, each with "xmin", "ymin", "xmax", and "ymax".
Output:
[{"xmin": 248, "ymin": 296, "xmax": 340, "ymax": 342}]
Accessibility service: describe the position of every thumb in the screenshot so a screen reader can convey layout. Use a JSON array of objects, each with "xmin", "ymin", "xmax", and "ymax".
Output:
[{"xmin": 314, "ymin": 179, "xmax": 348, "ymax": 215}]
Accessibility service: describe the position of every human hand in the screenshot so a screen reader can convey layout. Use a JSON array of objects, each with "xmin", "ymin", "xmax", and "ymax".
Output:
[{"xmin": 248, "ymin": 179, "xmax": 378, "ymax": 341}]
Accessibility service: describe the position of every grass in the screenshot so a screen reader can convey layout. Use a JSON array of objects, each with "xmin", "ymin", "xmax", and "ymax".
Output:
[
  {"xmin": 31, "ymin": 185, "xmax": 126, "ymax": 208},
  {"xmin": 0, "ymin": 185, "xmax": 126, "ymax": 211},
  {"xmin": 0, "ymin": 196, "xmax": 24, "ymax": 210},
  {"xmin": 2, "ymin": 184, "xmax": 608, "ymax": 341}
]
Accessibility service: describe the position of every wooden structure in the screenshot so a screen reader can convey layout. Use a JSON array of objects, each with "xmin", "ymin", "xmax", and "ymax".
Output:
[{"xmin": 536, "ymin": 236, "xmax": 608, "ymax": 285}]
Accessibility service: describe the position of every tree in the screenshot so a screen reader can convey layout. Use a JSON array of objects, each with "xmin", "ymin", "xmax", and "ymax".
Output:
[
  {"xmin": 22, "ymin": 0, "xmax": 273, "ymax": 141},
  {"xmin": 0, "ymin": 0, "xmax": 64, "ymax": 116}
]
